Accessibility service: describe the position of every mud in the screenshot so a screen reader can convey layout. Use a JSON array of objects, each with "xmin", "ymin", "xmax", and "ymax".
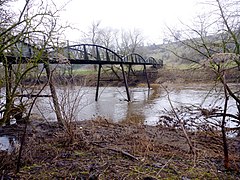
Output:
[{"xmin": 0, "ymin": 118, "xmax": 239, "ymax": 179}]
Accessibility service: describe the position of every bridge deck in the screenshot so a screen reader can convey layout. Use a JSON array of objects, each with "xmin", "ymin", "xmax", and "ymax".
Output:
[
  {"xmin": 2, "ymin": 43, "xmax": 163, "ymax": 102},
  {"xmin": 3, "ymin": 43, "xmax": 163, "ymax": 67}
]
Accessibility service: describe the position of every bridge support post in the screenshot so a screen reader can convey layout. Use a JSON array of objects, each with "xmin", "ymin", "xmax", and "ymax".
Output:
[
  {"xmin": 120, "ymin": 64, "xmax": 131, "ymax": 101},
  {"xmin": 95, "ymin": 64, "xmax": 102, "ymax": 101},
  {"xmin": 143, "ymin": 64, "xmax": 150, "ymax": 89}
]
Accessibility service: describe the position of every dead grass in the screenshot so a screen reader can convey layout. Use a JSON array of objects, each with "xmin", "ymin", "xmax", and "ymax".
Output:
[
  {"xmin": 1, "ymin": 117, "xmax": 240, "ymax": 179},
  {"xmin": 156, "ymin": 67, "xmax": 240, "ymax": 84}
]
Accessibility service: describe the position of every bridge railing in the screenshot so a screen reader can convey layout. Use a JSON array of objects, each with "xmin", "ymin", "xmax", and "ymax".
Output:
[
  {"xmin": 123, "ymin": 53, "xmax": 146, "ymax": 64},
  {"xmin": 48, "ymin": 44, "xmax": 163, "ymax": 66},
  {"xmin": 3, "ymin": 41, "xmax": 163, "ymax": 67},
  {"xmin": 50, "ymin": 44, "xmax": 124, "ymax": 64}
]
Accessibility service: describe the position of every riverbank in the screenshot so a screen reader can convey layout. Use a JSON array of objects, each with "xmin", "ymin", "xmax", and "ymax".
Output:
[
  {"xmin": 156, "ymin": 67, "xmax": 240, "ymax": 84},
  {"xmin": 1, "ymin": 118, "xmax": 240, "ymax": 179},
  {"xmin": 22, "ymin": 66, "xmax": 240, "ymax": 87},
  {"xmin": 1, "ymin": 66, "xmax": 240, "ymax": 179}
]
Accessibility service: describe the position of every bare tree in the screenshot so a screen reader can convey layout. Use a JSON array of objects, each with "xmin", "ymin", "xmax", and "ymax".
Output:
[
  {"xmin": 81, "ymin": 20, "xmax": 102, "ymax": 71},
  {"xmin": 81, "ymin": 22, "xmax": 145, "ymax": 56},
  {"xmin": 81, "ymin": 20, "xmax": 102, "ymax": 45},
  {"xmin": 166, "ymin": 0, "xmax": 240, "ymax": 170},
  {"xmin": 115, "ymin": 28, "xmax": 144, "ymax": 56},
  {"xmin": 98, "ymin": 26, "xmax": 118, "ymax": 50},
  {"xmin": 0, "ymin": 0, "xmax": 66, "ymax": 126}
]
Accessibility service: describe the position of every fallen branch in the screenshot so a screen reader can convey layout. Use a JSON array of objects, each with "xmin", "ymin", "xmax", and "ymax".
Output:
[
  {"xmin": 107, "ymin": 147, "xmax": 139, "ymax": 161},
  {"xmin": 91, "ymin": 142, "xmax": 139, "ymax": 161}
]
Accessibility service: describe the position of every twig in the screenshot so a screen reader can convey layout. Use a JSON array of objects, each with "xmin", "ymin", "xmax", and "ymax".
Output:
[
  {"xmin": 107, "ymin": 147, "xmax": 139, "ymax": 161},
  {"xmin": 160, "ymin": 84, "xmax": 196, "ymax": 157},
  {"xmin": 91, "ymin": 142, "xmax": 138, "ymax": 161},
  {"xmin": 156, "ymin": 155, "xmax": 174, "ymax": 176},
  {"xmin": 16, "ymin": 73, "xmax": 49, "ymax": 173}
]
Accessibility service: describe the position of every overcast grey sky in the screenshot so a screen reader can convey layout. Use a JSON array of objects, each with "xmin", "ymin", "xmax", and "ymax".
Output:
[
  {"xmin": 55, "ymin": 0, "xmax": 203, "ymax": 44},
  {"xmin": 12, "ymin": 0, "xmax": 205, "ymax": 44}
]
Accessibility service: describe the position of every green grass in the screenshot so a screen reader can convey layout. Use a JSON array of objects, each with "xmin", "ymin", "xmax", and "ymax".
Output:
[
  {"xmin": 72, "ymin": 65, "xmax": 145, "ymax": 75},
  {"xmin": 163, "ymin": 63, "xmax": 200, "ymax": 70},
  {"xmin": 72, "ymin": 69, "xmax": 98, "ymax": 75}
]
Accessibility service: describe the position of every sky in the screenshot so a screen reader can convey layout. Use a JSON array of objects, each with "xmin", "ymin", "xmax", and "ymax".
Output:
[
  {"xmin": 11, "ymin": 0, "xmax": 204, "ymax": 44},
  {"xmin": 55, "ymin": 0, "xmax": 202, "ymax": 44}
]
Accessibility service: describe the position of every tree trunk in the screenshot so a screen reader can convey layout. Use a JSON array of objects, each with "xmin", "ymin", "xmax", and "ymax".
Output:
[
  {"xmin": 222, "ymin": 72, "xmax": 230, "ymax": 169},
  {"xmin": 44, "ymin": 63, "xmax": 63, "ymax": 126},
  {"xmin": 3, "ymin": 62, "xmax": 13, "ymax": 125}
]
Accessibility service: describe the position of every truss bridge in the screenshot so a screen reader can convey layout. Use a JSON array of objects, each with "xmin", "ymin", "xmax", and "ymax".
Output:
[{"xmin": 4, "ymin": 43, "xmax": 163, "ymax": 101}]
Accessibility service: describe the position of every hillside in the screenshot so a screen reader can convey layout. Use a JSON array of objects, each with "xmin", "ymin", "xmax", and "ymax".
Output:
[{"xmin": 142, "ymin": 33, "xmax": 239, "ymax": 68}]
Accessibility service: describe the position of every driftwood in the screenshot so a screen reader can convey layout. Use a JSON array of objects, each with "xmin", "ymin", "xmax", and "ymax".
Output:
[
  {"xmin": 91, "ymin": 142, "xmax": 139, "ymax": 161},
  {"xmin": 107, "ymin": 147, "xmax": 139, "ymax": 161}
]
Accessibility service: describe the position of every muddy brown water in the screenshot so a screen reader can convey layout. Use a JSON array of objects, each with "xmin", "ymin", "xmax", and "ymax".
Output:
[
  {"xmin": 32, "ymin": 83, "xmax": 238, "ymax": 126},
  {"xmin": 0, "ymin": 83, "xmax": 239, "ymax": 151}
]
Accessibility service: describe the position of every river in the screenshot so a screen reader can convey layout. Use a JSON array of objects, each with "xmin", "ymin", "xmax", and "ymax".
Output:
[
  {"xmin": 0, "ymin": 83, "xmax": 239, "ymax": 151},
  {"xmin": 32, "ymin": 83, "xmax": 238, "ymax": 127}
]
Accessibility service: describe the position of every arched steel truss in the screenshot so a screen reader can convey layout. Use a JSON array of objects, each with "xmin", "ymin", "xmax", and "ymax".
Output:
[
  {"xmin": 48, "ymin": 44, "xmax": 161, "ymax": 66},
  {"xmin": 47, "ymin": 44, "xmax": 162, "ymax": 101},
  {"xmin": 4, "ymin": 43, "xmax": 163, "ymax": 101}
]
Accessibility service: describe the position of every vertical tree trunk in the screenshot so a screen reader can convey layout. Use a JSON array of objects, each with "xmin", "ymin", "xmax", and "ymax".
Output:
[
  {"xmin": 3, "ymin": 62, "xmax": 13, "ymax": 125},
  {"xmin": 95, "ymin": 64, "xmax": 102, "ymax": 101},
  {"xmin": 44, "ymin": 63, "xmax": 63, "ymax": 126},
  {"xmin": 222, "ymin": 73, "xmax": 229, "ymax": 169}
]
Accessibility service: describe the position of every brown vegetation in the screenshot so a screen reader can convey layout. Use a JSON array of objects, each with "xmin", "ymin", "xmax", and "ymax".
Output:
[
  {"xmin": 22, "ymin": 65, "xmax": 240, "ymax": 88},
  {"xmin": 156, "ymin": 67, "xmax": 240, "ymax": 84},
  {"xmin": 1, "ymin": 117, "xmax": 239, "ymax": 179}
]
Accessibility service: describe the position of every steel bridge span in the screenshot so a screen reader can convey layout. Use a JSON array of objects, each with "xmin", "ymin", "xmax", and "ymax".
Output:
[{"xmin": 5, "ymin": 43, "xmax": 163, "ymax": 101}]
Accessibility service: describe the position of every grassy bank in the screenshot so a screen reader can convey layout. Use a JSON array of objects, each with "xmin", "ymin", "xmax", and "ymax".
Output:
[
  {"xmin": 156, "ymin": 67, "xmax": 240, "ymax": 84},
  {"xmin": 19, "ymin": 64, "xmax": 240, "ymax": 87}
]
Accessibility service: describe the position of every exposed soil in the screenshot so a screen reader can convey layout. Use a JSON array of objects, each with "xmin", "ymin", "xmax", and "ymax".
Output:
[
  {"xmin": 22, "ymin": 67, "xmax": 160, "ymax": 87},
  {"xmin": 0, "ymin": 117, "xmax": 240, "ymax": 179}
]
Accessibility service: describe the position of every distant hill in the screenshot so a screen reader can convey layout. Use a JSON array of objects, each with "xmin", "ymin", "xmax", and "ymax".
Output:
[{"xmin": 141, "ymin": 33, "xmax": 238, "ymax": 67}]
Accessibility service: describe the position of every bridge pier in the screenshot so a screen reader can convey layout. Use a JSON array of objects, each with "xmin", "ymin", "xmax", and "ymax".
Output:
[
  {"xmin": 143, "ymin": 64, "xmax": 150, "ymax": 89},
  {"xmin": 120, "ymin": 64, "xmax": 131, "ymax": 102},
  {"xmin": 95, "ymin": 64, "xmax": 102, "ymax": 101},
  {"xmin": 126, "ymin": 64, "xmax": 150, "ymax": 90},
  {"xmin": 127, "ymin": 65, "xmax": 136, "ymax": 80},
  {"xmin": 95, "ymin": 63, "xmax": 131, "ymax": 102}
]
